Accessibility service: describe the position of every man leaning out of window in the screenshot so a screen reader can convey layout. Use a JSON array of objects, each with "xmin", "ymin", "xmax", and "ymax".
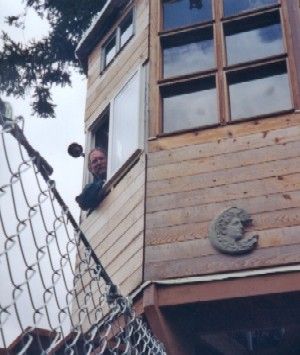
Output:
[{"xmin": 76, "ymin": 147, "xmax": 107, "ymax": 212}]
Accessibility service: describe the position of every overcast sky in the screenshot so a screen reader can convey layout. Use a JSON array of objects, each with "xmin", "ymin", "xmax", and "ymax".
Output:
[
  {"xmin": 0, "ymin": 0, "xmax": 87, "ymax": 347},
  {"xmin": 0, "ymin": 0, "xmax": 86, "ymax": 219}
]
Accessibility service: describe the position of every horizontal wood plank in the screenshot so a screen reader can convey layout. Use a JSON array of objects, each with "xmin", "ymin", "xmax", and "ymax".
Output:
[
  {"xmin": 145, "ymin": 225, "xmax": 300, "ymax": 263},
  {"xmin": 146, "ymin": 207, "xmax": 300, "ymax": 246},
  {"xmin": 146, "ymin": 190, "xmax": 300, "ymax": 229},
  {"xmin": 148, "ymin": 124, "xmax": 300, "ymax": 168},
  {"xmin": 148, "ymin": 113, "xmax": 300, "ymax": 152},
  {"xmin": 147, "ymin": 140, "xmax": 300, "ymax": 182},
  {"xmin": 147, "ymin": 173, "xmax": 300, "ymax": 213},
  {"xmin": 144, "ymin": 243, "xmax": 300, "ymax": 280},
  {"xmin": 147, "ymin": 156, "xmax": 300, "ymax": 197}
]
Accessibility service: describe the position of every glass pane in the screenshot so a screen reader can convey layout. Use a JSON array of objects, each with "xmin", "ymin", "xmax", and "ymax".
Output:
[
  {"xmin": 224, "ymin": 0, "xmax": 277, "ymax": 17},
  {"xmin": 104, "ymin": 35, "xmax": 116, "ymax": 67},
  {"xmin": 120, "ymin": 12, "xmax": 133, "ymax": 48},
  {"xmin": 162, "ymin": 77, "xmax": 218, "ymax": 133},
  {"xmin": 111, "ymin": 72, "xmax": 139, "ymax": 176},
  {"xmin": 163, "ymin": 0, "xmax": 212, "ymax": 31},
  {"xmin": 225, "ymin": 12, "xmax": 283, "ymax": 65},
  {"xmin": 228, "ymin": 62, "xmax": 292, "ymax": 120},
  {"xmin": 163, "ymin": 27, "xmax": 215, "ymax": 78}
]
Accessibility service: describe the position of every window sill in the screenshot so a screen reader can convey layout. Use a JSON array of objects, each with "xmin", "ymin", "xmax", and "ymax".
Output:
[
  {"xmin": 103, "ymin": 148, "xmax": 143, "ymax": 192},
  {"xmin": 148, "ymin": 109, "xmax": 295, "ymax": 141},
  {"xmin": 80, "ymin": 149, "xmax": 143, "ymax": 222}
]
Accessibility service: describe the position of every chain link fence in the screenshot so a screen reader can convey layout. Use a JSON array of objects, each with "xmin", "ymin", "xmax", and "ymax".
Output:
[{"xmin": 0, "ymin": 103, "xmax": 166, "ymax": 354}]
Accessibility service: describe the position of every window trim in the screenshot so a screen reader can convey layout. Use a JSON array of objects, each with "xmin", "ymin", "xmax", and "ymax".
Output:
[
  {"xmin": 149, "ymin": 0, "xmax": 300, "ymax": 137},
  {"xmin": 100, "ymin": 6, "xmax": 135, "ymax": 73},
  {"xmin": 86, "ymin": 66, "xmax": 145, "ymax": 188}
]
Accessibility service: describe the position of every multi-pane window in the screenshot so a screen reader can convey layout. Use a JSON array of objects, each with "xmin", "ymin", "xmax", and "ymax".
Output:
[
  {"xmin": 158, "ymin": 0, "xmax": 295, "ymax": 133},
  {"xmin": 102, "ymin": 10, "xmax": 134, "ymax": 70}
]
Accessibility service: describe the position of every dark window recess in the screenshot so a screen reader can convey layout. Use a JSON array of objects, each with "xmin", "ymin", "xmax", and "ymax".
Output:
[
  {"xmin": 227, "ymin": 61, "xmax": 292, "ymax": 120},
  {"xmin": 162, "ymin": 76, "xmax": 218, "ymax": 133},
  {"xmin": 120, "ymin": 12, "xmax": 134, "ymax": 47},
  {"xmin": 94, "ymin": 110, "xmax": 109, "ymax": 157},
  {"xmin": 162, "ymin": 26, "xmax": 215, "ymax": 78},
  {"xmin": 162, "ymin": 0, "xmax": 212, "ymax": 31},
  {"xmin": 223, "ymin": 0, "xmax": 278, "ymax": 17},
  {"xmin": 103, "ymin": 36, "xmax": 116, "ymax": 68},
  {"xmin": 224, "ymin": 11, "xmax": 284, "ymax": 65}
]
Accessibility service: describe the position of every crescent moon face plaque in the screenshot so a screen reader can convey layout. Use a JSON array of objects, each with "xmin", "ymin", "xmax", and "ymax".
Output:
[{"xmin": 209, "ymin": 207, "xmax": 258, "ymax": 255}]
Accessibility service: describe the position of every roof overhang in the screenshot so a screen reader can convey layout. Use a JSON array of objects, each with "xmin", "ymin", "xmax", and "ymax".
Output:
[{"xmin": 76, "ymin": 0, "xmax": 130, "ymax": 73}]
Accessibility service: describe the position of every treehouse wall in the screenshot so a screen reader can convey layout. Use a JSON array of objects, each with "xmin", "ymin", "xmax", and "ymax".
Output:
[
  {"xmin": 80, "ymin": 155, "xmax": 145, "ymax": 295},
  {"xmin": 84, "ymin": 0, "xmax": 149, "ymax": 128},
  {"xmin": 80, "ymin": 0, "xmax": 150, "ymax": 296},
  {"xmin": 144, "ymin": 113, "xmax": 300, "ymax": 280}
]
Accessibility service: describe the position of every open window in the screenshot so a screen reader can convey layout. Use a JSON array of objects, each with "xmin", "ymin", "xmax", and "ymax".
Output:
[{"xmin": 90, "ymin": 70, "xmax": 142, "ymax": 184}]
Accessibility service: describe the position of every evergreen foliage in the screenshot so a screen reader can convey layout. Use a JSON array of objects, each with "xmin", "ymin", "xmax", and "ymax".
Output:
[{"xmin": 0, "ymin": 0, "xmax": 106, "ymax": 117}]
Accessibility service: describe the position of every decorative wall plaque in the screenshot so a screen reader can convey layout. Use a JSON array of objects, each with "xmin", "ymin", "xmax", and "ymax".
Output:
[{"xmin": 208, "ymin": 207, "xmax": 258, "ymax": 255}]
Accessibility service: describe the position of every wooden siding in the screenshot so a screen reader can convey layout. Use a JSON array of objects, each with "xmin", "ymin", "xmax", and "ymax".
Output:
[
  {"xmin": 85, "ymin": 0, "xmax": 149, "ymax": 129},
  {"xmin": 81, "ymin": 155, "xmax": 145, "ymax": 295},
  {"xmin": 144, "ymin": 113, "xmax": 300, "ymax": 280}
]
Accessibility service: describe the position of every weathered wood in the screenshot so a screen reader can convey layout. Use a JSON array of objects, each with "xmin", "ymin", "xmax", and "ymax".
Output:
[
  {"xmin": 86, "ymin": 43, "xmax": 148, "ymax": 127},
  {"xmin": 146, "ymin": 206, "xmax": 300, "ymax": 246},
  {"xmin": 156, "ymin": 272, "xmax": 300, "ymax": 306},
  {"xmin": 143, "ymin": 284, "xmax": 187, "ymax": 355},
  {"xmin": 146, "ymin": 191, "xmax": 300, "ymax": 229},
  {"xmin": 119, "ymin": 267, "xmax": 143, "ymax": 295},
  {"xmin": 86, "ymin": 0, "xmax": 149, "ymax": 95},
  {"xmin": 148, "ymin": 0, "xmax": 161, "ymax": 137},
  {"xmin": 148, "ymin": 124, "xmax": 300, "ymax": 168},
  {"xmin": 106, "ymin": 232, "xmax": 143, "ymax": 277},
  {"xmin": 148, "ymin": 113, "xmax": 300, "ymax": 152},
  {"xmin": 89, "ymin": 183, "xmax": 144, "ymax": 249},
  {"xmin": 147, "ymin": 173, "xmax": 300, "ymax": 213},
  {"xmin": 145, "ymin": 243, "xmax": 300, "ymax": 280},
  {"xmin": 81, "ymin": 156, "xmax": 145, "ymax": 232},
  {"xmin": 145, "ymin": 225, "xmax": 300, "ymax": 263},
  {"xmin": 147, "ymin": 156, "xmax": 300, "ymax": 197},
  {"xmin": 111, "ymin": 247, "xmax": 143, "ymax": 286},
  {"xmin": 148, "ymin": 140, "xmax": 300, "ymax": 181},
  {"xmin": 98, "ymin": 216, "xmax": 144, "ymax": 266}
]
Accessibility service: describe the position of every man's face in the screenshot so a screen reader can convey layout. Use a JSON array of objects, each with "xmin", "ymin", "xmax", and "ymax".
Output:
[{"xmin": 89, "ymin": 149, "xmax": 107, "ymax": 178}]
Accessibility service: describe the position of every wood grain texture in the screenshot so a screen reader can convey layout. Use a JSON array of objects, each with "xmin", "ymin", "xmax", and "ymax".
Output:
[
  {"xmin": 79, "ymin": 156, "xmax": 145, "ymax": 295},
  {"xmin": 145, "ymin": 243, "xmax": 300, "ymax": 280},
  {"xmin": 148, "ymin": 113, "xmax": 300, "ymax": 152},
  {"xmin": 147, "ymin": 156, "xmax": 300, "ymax": 197},
  {"xmin": 85, "ymin": 0, "xmax": 149, "ymax": 127},
  {"xmin": 145, "ymin": 115, "xmax": 300, "ymax": 280}
]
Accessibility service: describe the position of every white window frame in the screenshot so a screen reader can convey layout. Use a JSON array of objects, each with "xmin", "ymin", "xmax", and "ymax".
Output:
[
  {"xmin": 101, "ymin": 8, "xmax": 135, "ymax": 71},
  {"xmin": 86, "ymin": 66, "xmax": 145, "ymax": 185},
  {"xmin": 107, "ymin": 68, "xmax": 142, "ymax": 178}
]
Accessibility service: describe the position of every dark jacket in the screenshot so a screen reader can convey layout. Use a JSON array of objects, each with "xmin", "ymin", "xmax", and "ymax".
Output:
[{"xmin": 75, "ymin": 178, "xmax": 105, "ymax": 212}]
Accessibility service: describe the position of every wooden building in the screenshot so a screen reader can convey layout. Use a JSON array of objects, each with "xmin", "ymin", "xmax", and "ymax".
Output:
[{"xmin": 76, "ymin": 0, "xmax": 300, "ymax": 353}]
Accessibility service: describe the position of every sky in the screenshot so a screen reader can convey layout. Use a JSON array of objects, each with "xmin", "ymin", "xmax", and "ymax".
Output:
[
  {"xmin": 0, "ymin": 0, "xmax": 86, "ymax": 218},
  {"xmin": 0, "ymin": 0, "xmax": 87, "ymax": 347}
]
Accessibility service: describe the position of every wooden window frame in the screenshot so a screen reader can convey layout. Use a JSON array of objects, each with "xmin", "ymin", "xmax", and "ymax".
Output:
[
  {"xmin": 100, "ymin": 5, "xmax": 136, "ymax": 74},
  {"xmin": 149, "ymin": 0, "xmax": 300, "ymax": 137}
]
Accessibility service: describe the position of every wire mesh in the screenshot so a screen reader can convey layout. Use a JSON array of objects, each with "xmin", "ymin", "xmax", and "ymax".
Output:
[{"xmin": 0, "ymin": 112, "xmax": 166, "ymax": 354}]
